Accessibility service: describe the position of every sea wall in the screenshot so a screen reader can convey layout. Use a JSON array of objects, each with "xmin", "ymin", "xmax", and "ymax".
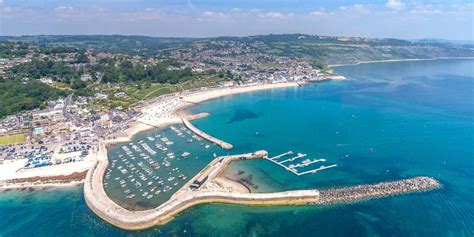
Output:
[
  {"xmin": 181, "ymin": 118, "xmax": 233, "ymax": 150},
  {"xmin": 318, "ymin": 176, "xmax": 440, "ymax": 205},
  {"xmin": 83, "ymin": 146, "xmax": 319, "ymax": 230}
]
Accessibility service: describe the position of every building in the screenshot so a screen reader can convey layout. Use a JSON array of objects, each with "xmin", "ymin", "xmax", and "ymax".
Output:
[{"xmin": 80, "ymin": 74, "xmax": 93, "ymax": 82}]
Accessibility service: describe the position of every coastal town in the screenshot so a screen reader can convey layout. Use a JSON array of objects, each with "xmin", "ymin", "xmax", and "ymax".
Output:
[
  {"xmin": 1, "ymin": 0, "xmax": 473, "ymax": 234},
  {"xmin": 0, "ymin": 36, "xmax": 444, "ymax": 230},
  {"xmin": 0, "ymin": 39, "xmax": 343, "ymax": 189}
]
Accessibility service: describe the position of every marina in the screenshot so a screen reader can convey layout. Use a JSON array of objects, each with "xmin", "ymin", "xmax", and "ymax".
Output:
[
  {"xmin": 103, "ymin": 125, "xmax": 223, "ymax": 210},
  {"xmin": 264, "ymin": 151, "xmax": 338, "ymax": 176}
]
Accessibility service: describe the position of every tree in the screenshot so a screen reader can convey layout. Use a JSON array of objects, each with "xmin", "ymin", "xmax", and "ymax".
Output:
[{"xmin": 75, "ymin": 52, "xmax": 89, "ymax": 63}]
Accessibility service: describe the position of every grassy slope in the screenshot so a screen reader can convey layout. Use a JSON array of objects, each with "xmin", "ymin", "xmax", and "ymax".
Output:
[{"xmin": 0, "ymin": 133, "xmax": 26, "ymax": 145}]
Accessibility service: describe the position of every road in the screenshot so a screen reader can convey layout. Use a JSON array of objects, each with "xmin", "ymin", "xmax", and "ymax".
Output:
[{"xmin": 63, "ymin": 94, "xmax": 81, "ymax": 124}]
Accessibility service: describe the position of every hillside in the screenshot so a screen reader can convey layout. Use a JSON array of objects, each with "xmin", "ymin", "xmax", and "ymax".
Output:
[{"xmin": 2, "ymin": 34, "xmax": 473, "ymax": 66}]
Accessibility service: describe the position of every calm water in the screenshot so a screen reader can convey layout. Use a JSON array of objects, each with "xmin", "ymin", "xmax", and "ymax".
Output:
[
  {"xmin": 104, "ymin": 126, "xmax": 224, "ymax": 210},
  {"xmin": 1, "ymin": 59, "xmax": 473, "ymax": 236}
]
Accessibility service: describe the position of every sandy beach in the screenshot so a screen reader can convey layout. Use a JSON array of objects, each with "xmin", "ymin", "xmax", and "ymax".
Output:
[
  {"xmin": 108, "ymin": 82, "xmax": 299, "ymax": 145},
  {"xmin": 0, "ymin": 154, "xmax": 94, "ymax": 190}
]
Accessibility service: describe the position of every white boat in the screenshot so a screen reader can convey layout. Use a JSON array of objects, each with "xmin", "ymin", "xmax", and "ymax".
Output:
[{"xmin": 181, "ymin": 152, "xmax": 191, "ymax": 157}]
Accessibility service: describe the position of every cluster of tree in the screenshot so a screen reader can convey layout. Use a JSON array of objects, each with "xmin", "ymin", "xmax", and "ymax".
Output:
[
  {"xmin": 10, "ymin": 59, "xmax": 74, "ymax": 80},
  {"xmin": 0, "ymin": 41, "xmax": 29, "ymax": 58},
  {"xmin": 0, "ymin": 78, "xmax": 67, "ymax": 118},
  {"xmin": 101, "ymin": 60, "xmax": 193, "ymax": 84},
  {"xmin": 36, "ymin": 46, "xmax": 79, "ymax": 55}
]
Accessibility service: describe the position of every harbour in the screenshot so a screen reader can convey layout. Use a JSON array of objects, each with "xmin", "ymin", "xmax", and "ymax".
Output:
[{"xmin": 103, "ymin": 124, "xmax": 223, "ymax": 210}]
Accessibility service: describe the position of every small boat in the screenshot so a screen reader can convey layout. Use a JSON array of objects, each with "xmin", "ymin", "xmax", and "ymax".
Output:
[
  {"xmin": 142, "ymin": 192, "xmax": 149, "ymax": 197},
  {"xmin": 181, "ymin": 152, "xmax": 191, "ymax": 158},
  {"xmin": 147, "ymin": 194, "xmax": 153, "ymax": 199}
]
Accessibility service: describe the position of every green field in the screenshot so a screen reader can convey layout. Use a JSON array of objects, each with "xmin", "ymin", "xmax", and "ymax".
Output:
[
  {"xmin": 125, "ymin": 83, "xmax": 175, "ymax": 100},
  {"xmin": 0, "ymin": 134, "xmax": 26, "ymax": 145}
]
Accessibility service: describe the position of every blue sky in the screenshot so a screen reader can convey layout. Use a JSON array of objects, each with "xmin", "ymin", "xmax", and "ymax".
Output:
[{"xmin": 1, "ymin": 0, "xmax": 473, "ymax": 40}]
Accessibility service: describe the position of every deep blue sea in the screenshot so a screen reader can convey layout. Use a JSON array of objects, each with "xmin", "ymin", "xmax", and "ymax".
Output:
[{"xmin": 1, "ymin": 59, "xmax": 473, "ymax": 236}]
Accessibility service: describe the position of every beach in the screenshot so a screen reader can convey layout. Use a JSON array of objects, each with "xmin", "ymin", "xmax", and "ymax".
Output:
[
  {"xmin": 0, "ymin": 152, "xmax": 95, "ymax": 190},
  {"xmin": 103, "ymin": 82, "xmax": 300, "ymax": 146}
]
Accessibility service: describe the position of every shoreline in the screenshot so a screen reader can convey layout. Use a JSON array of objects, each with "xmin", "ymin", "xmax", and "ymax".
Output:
[
  {"xmin": 104, "ymin": 82, "xmax": 300, "ymax": 147},
  {"xmin": 0, "ymin": 82, "xmax": 300, "ymax": 191},
  {"xmin": 327, "ymin": 56, "xmax": 474, "ymax": 68},
  {"xmin": 0, "ymin": 170, "xmax": 87, "ymax": 191},
  {"xmin": 0, "ymin": 180, "xmax": 83, "ymax": 192}
]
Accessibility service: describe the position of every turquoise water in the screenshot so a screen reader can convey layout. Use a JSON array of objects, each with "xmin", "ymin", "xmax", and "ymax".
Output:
[{"xmin": 1, "ymin": 59, "xmax": 473, "ymax": 236}]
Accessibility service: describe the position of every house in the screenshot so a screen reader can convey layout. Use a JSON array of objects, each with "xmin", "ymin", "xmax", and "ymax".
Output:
[
  {"xmin": 95, "ymin": 92, "xmax": 108, "ymax": 99},
  {"xmin": 40, "ymin": 77, "xmax": 53, "ymax": 84},
  {"xmin": 114, "ymin": 92, "xmax": 127, "ymax": 98},
  {"xmin": 80, "ymin": 74, "xmax": 93, "ymax": 81}
]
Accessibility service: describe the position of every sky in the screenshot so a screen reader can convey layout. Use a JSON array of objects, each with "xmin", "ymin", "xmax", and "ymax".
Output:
[{"xmin": 0, "ymin": 0, "xmax": 473, "ymax": 40}]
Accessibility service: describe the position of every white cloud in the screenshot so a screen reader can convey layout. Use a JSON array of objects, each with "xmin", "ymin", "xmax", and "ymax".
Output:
[
  {"xmin": 54, "ymin": 6, "xmax": 79, "ymax": 21},
  {"xmin": 310, "ymin": 8, "xmax": 332, "ymax": 16},
  {"xmin": 385, "ymin": 0, "xmax": 405, "ymax": 11},
  {"xmin": 200, "ymin": 9, "xmax": 293, "ymax": 21},
  {"xmin": 339, "ymin": 4, "xmax": 372, "ymax": 15},
  {"xmin": 310, "ymin": 10, "xmax": 327, "ymax": 16},
  {"xmin": 201, "ymin": 11, "xmax": 226, "ymax": 18},
  {"xmin": 249, "ymin": 8, "xmax": 262, "ymax": 14},
  {"xmin": 410, "ymin": 4, "xmax": 442, "ymax": 15},
  {"xmin": 260, "ymin": 11, "xmax": 294, "ymax": 19},
  {"xmin": 54, "ymin": 6, "xmax": 74, "ymax": 12}
]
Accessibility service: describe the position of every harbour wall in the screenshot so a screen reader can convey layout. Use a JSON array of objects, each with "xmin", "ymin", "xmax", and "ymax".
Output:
[
  {"xmin": 181, "ymin": 118, "xmax": 233, "ymax": 150},
  {"xmin": 83, "ymin": 146, "xmax": 319, "ymax": 230}
]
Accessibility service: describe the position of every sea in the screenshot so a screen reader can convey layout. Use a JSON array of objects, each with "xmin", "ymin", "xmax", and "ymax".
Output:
[{"xmin": 0, "ymin": 59, "xmax": 473, "ymax": 236}]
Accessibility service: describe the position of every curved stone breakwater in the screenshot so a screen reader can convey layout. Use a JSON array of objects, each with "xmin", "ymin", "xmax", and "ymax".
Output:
[
  {"xmin": 84, "ymin": 146, "xmax": 318, "ymax": 230},
  {"xmin": 181, "ymin": 118, "xmax": 233, "ymax": 150},
  {"xmin": 84, "ymin": 144, "xmax": 440, "ymax": 230},
  {"xmin": 318, "ymin": 176, "xmax": 440, "ymax": 205}
]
